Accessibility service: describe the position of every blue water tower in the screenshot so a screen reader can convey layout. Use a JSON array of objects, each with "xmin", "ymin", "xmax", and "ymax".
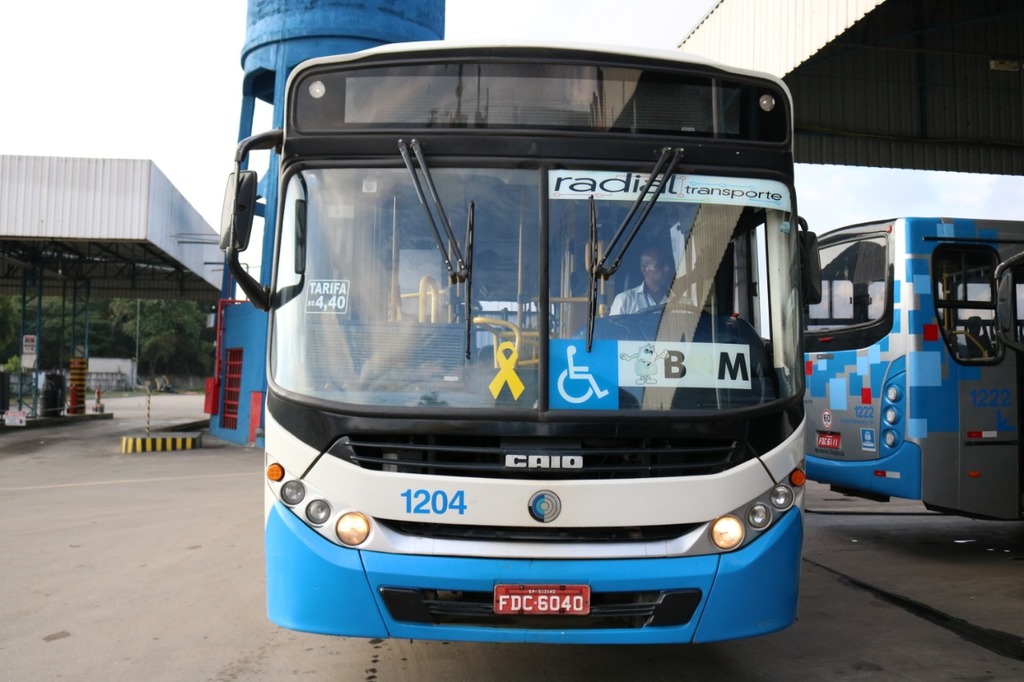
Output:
[{"xmin": 210, "ymin": 0, "xmax": 445, "ymax": 445}]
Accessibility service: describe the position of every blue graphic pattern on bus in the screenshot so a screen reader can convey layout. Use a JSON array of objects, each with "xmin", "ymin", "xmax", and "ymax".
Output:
[{"xmin": 808, "ymin": 218, "xmax": 1009, "ymax": 447}]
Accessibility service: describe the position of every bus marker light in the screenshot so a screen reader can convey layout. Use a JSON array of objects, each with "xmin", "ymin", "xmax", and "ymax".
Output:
[
  {"xmin": 710, "ymin": 516, "xmax": 744, "ymax": 550},
  {"xmin": 967, "ymin": 471, "xmax": 982, "ymax": 479},
  {"xmin": 789, "ymin": 469, "xmax": 806, "ymax": 487},
  {"xmin": 266, "ymin": 463, "xmax": 285, "ymax": 482},
  {"xmin": 336, "ymin": 512, "xmax": 371, "ymax": 546},
  {"xmin": 308, "ymin": 80, "xmax": 326, "ymax": 99}
]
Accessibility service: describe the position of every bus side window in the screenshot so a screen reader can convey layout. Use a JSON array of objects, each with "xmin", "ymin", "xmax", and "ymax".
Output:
[{"xmin": 932, "ymin": 245, "xmax": 998, "ymax": 363}]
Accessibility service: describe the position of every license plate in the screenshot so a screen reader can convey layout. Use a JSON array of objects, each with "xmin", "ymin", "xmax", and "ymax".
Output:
[
  {"xmin": 817, "ymin": 431, "xmax": 841, "ymax": 449},
  {"xmin": 493, "ymin": 584, "xmax": 591, "ymax": 616}
]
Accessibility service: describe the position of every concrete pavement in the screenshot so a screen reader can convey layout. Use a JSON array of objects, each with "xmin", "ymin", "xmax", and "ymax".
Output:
[{"xmin": 1, "ymin": 393, "xmax": 1021, "ymax": 680}]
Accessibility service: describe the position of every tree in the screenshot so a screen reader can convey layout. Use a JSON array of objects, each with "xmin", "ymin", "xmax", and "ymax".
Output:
[
  {"xmin": 109, "ymin": 299, "xmax": 214, "ymax": 377},
  {"xmin": 0, "ymin": 296, "xmax": 214, "ymax": 379},
  {"xmin": 0, "ymin": 296, "xmax": 18, "ymax": 363}
]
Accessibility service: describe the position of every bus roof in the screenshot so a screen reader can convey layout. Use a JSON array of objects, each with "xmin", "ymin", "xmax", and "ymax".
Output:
[{"xmin": 288, "ymin": 40, "xmax": 791, "ymax": 96}]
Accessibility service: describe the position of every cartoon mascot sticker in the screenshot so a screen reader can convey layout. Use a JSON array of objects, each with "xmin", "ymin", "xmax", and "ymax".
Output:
[{"xmin": 620, "ymin": 343, "xmax": 666, "ymax": 385}]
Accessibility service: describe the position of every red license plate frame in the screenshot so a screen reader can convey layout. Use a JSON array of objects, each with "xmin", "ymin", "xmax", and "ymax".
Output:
[{"xmin": 493, "ymin": 584, "xmax": 591, "ymax": 616}]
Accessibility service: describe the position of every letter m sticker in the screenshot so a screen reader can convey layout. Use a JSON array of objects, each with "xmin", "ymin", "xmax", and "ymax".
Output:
[{"xmin": 717, "ymin": 349, "xmax": 751, "ymax": 388}]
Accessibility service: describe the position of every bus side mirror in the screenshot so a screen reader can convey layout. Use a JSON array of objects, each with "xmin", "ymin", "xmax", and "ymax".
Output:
[
  {"xmin": 995, "ymin": 253, "xmax": 1024, "ymax": 351},
  {"xmin": 800, "ymin": 228, "xmax": 822, "ymax": 306},
  {"xmin": 219, "ymin": 169, "xmax": 269, "ymax": 310},
  {"xmin": 219, "ymin": 170, "xmax": 259, "ymax": 251}
]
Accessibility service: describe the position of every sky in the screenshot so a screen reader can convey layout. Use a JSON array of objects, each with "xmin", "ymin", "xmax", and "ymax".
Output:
[{"xmin": 1, "ymin": 0, "xmax": 1021, "ymax": 235}]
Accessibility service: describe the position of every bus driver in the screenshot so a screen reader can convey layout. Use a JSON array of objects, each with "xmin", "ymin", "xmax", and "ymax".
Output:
[{"xmin": 610, "ymin": 246, "xmax": 673, "ymax": 314}]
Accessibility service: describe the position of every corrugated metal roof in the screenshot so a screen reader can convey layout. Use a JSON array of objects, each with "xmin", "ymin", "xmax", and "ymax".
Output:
[
  {"xmin": 680, "ymin": 0, "xmax": 885, "ymax": 77},
  {"xmin": 0, "ymin": 156, "xmax": 222, "ymax": 300},
  {"xmin": 680, "ymin": 0, "xmax": 1024, "ymax": 176}
]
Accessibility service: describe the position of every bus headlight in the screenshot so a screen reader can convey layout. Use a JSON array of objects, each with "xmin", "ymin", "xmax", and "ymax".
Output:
[
  {"xmin": 280, "ymin": 480, "xmax": 306, "ymax": 505},
  {"xmin": 884, "ymin": 406, "xmax": 901, "ymax": 425},
  {"xmin": 746, "ymin": 503, "xmax": 772, "ymax": 530},
  {"xmin": 885, "ymin": 384, "xmax": 902, "ymax": 402},
  {"xmin": 306, "ymin": 499, "xmax": 332, "ymax": 525},
  {"xmin": 336, "ymin": 512, "xmax": 371, "ymax": 546},
  {"xmin": 770, "ymin": 484, "xmax": 795, "ymax": 510},
  {"xmin": 884, "ymin": 429, "xmax": 899, "ymax": 448},
  {"xmin": 710, "ymin": 515, "xmax": 745, "ymax": 550}
]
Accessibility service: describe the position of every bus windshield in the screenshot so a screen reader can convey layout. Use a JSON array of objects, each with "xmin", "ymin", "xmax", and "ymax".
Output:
[{"xmin": 271, "ymin": 166, "xmax": 800, "ymax": 411}]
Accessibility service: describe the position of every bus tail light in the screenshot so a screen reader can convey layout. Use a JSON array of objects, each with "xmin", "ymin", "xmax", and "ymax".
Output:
[
  {"xmin": 881, "ymin": 372, "xmax": 906, "ymax": 451},
  {"xmin": 788, "ymin": 468, "xmax": 806, "ymax": 487},
  {"xmin": 337, "ymin": 512, "xmax": 371, "ymax": 546}
]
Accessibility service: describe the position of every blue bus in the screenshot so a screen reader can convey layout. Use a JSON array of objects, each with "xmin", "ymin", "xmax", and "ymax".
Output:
[
  {"xmin": 805, "ymin": 216, "xmax": 1024, "ymax": 520},
  {"xmin": 221, "ymin": 42, "xmax": 817, "ymax": 643}
]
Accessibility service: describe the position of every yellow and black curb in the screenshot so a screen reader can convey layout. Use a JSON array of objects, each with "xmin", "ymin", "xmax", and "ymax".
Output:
[{"xmin": 121, "ymin": 432, "xmax": 203, "ymax": 454}]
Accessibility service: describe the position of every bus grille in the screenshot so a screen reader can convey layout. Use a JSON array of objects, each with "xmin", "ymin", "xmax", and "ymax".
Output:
[
  {"xmin": 379, "ymin": 587, "xmax": 702, "ymax": 630},
  {"xmin": 328, "ymin": 434, "xmax": 751, "ymax": 480},
  {"xmin": 375, "ymin": 519, "xmax": 702, "ymax": 543}
]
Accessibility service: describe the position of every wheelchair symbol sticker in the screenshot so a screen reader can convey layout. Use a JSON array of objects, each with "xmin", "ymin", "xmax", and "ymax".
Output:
[{"xmin": 549, "ymin": 340, "xmax": 618, "ymax": 410}]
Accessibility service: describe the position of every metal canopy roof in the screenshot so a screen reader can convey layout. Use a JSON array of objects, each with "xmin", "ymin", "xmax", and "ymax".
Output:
[
  {"xmin": 0, "ymin": 156, "xmax": 222, "ymax": 302},
  {"xmin": 681, "ymin": 0, "xmax": 1024, "ymax": 176}
]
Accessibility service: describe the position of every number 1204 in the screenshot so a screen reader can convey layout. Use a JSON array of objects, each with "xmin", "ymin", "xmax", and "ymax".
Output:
[{"xmin": 400, "ymin": 489, "xmax": 468, "ymax": 515}]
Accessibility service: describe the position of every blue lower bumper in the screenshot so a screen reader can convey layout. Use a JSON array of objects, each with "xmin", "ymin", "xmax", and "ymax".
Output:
[
  {"xmin": 266, "ymin": 502, "xmax": 802, "ymax": 644},
  {"xmin": 806, "ymin": 441, "xmax": 922, "ymax": 500}
]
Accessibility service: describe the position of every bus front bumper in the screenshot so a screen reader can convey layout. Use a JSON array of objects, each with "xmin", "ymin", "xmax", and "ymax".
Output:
[{"xmin": 265, "ymin": 501, "xmax": 802, "ymax": 644}]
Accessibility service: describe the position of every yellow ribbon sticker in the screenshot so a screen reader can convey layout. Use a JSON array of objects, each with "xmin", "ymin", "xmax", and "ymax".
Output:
[{"xmin": 488, "ymin": 341, "xmax": 525, "ymax": 400}]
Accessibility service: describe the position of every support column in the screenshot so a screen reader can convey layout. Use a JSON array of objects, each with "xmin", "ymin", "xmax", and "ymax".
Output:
[
  {"xmin": 19, "ymin": 266, "xmax": 43, "ymax": 416},
  {"xmin": 68, "ymin": 279, "xmax": 90, "ymax": 415}
]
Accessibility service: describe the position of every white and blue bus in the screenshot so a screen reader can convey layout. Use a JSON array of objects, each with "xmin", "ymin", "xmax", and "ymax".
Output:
[
  {"xmin": 805, "ymin": 217, "xmax": 1024, "ymax": 520},
  {"xmin": 222, "ymin": 42, "xmax": 817, "ymax": 644}
]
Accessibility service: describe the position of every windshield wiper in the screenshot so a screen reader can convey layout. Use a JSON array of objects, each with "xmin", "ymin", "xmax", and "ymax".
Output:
[
  {"xmin": 586, "ymin": 147, "xmax": 683, "ymax": 349},
  {"xmin": 399, "ymin": 139, "xmax": 468, "ymax": 282},
  {"xmin": 586, "ymin": 196, "xmax": 598, "ymax": 351},
  {"xmin": 593, "ymin": 146, "xmax": 683, "ymax": 278}
]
